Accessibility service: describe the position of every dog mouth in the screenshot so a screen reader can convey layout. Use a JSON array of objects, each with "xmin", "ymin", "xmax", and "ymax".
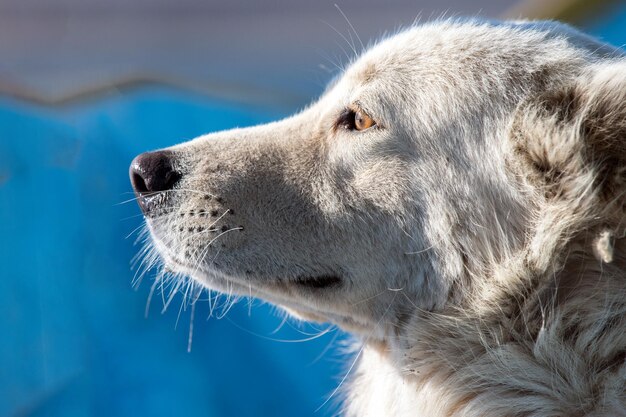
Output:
[
  {"xmin": 159, "ymin": 248, "xmax": 343, "ymax": 291},
  {"xmin": 292, "ymin": 275, "xmax": 342, "ymax": 289},
  {"xmin": 155, "ymin": 239, "xmax": 343, "ymax": 291}
]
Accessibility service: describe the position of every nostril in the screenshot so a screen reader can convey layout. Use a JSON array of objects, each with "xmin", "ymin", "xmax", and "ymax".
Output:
[
  {"xmin": 129, "ymin": 150, "xmax": 181, "ymax": 195},
  {"xmin": 131, "ymin": 171, "xmax": 149, "ymax": 194}
]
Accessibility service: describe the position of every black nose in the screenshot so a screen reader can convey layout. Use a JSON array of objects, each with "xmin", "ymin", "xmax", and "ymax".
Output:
[{"xmin": 129, "ymin": 151, "xmax": 181, "ymax": 211}]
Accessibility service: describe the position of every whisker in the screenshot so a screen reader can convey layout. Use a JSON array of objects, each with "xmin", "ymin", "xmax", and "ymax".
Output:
[
  {"xmin": 145, "ymin": 275, "xmax": 160, "ymax": 318},
  {"xmin": 334, "ymin": 4, "xmax": 364, "ymax": 52},
  {"xmin": 175, "ymin": 278, "xmax": 191, "ymax": 329},
  {"xmin": 321, "ymin": 20, "xmax": 357, "ymax": 62},
  {"xmin": 120, "ymin": 212, "xmax": 149, "ymax": 222},
  {"xmin": 187, "ymin": 299, "xmax": 196, "ymax": 353},
  {"xmin": 226, "ymin": 317, "xmax": 335, "ymax": 343},
  {"xmin": 271, "ymin": 314, "xmax": 291, "ymax": 335},
  {"xmin": 115, "ymin": 194, "xmax": 143, "ymax": 206},
  {"xmin": 206, "ymin": 226, "xmax": 244, "ymax": 247},
  {"xmin": 309, "ymin": 328, "xmax": 341, "ymax": 366},
  {"xmin": 125, "ymin": 222, "xmax": 148, "ymax": 240}
]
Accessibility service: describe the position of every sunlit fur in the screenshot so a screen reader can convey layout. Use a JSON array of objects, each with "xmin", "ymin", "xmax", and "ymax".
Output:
[{"xmin": 135, "ymin": 19, "xmax": 626, "ymax": 416}]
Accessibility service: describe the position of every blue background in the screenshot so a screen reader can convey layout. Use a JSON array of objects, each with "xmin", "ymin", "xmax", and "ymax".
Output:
[
  {"xmin": 1, "ymin": 7, "xmax": 625, "ymax": 417},
  {"xmin": 0, "ymin": 90, "xmax": 347, "ymax": 417}
]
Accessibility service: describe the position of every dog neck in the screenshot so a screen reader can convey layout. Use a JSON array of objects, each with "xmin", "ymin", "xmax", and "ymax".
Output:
[{"xmin": 344, "ymin": 235, "xmax": 626, "ymax": 416}]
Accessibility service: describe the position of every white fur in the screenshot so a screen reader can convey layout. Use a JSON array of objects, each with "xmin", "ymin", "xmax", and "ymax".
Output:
[{"xmin": 136, "ymin": 19, "xmax": 626, "ymax": 416}]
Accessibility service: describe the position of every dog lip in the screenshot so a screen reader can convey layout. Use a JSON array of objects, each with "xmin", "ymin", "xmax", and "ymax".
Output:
[
  {"xmin": 293, "ymin": 275, "xmax": 342, "ymax": 289},
  {"xmin": 139, "ymin": 191, "xmax": 169, "ymax": 214}
]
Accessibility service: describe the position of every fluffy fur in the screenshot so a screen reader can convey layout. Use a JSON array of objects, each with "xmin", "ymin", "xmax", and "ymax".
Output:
[{"xmin": 132, "ymin": 19, "xmax": 626, "ymax": 416}]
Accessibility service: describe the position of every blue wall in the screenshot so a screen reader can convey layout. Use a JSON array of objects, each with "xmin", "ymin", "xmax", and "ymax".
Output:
[{"xmin": 0, "ymin": 88, "xmax": 346, "ymax": 417}]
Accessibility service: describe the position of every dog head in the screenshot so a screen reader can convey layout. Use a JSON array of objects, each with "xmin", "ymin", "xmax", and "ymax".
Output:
[{"xmin": 130, "ymin": 19, "xmax": 625, "ymax": 343}]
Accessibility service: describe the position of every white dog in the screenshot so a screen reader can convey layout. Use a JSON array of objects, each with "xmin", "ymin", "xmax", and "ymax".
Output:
[{"xmin": 130, "ymin": 19, "xmax": 626, "ymax": 416}]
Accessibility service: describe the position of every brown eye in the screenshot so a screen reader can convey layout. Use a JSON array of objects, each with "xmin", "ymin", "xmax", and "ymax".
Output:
[{"xmin": 354, "ymin": 110, "xmax": 375, "ymax": 131}]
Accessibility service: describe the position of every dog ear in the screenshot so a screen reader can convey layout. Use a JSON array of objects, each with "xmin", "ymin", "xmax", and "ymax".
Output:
[
  {"xmin": 510, "ymin": 60, "xmax": 626, "ymax": 211},
  {"xmin": 510, "ymin": 61, "xmax": 626, "ymax": 263}
]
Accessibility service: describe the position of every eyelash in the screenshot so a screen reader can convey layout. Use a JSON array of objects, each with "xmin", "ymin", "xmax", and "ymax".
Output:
[{"xmin": 337, "ymin": 108, "xmax": 359, "ymax": 130}]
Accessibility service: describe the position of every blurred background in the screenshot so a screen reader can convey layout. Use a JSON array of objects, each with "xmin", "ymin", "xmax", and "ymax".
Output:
[{"xmin": 0, "ymin": 0, "xmax": 624, "ymax": 416}]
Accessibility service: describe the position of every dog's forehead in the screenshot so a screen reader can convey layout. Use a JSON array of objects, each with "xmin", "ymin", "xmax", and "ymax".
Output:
[
  {"xmin": 340, "ymin": 19, "xmax": 604, "ymax": 89},
  {"xmin": 344, "ymin": 60, "xmax": 380, "ymax": 87},
  {"xmin": 317, "ymin": 19, "xmax": 618, "ymax": 121},
  {"xmin": 339, "ymin": 22, "xmax": 507, "ymax": 93},
  {"xmin": 327, "ymin": 23, "xmax": 498, "ymax": 109}
]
